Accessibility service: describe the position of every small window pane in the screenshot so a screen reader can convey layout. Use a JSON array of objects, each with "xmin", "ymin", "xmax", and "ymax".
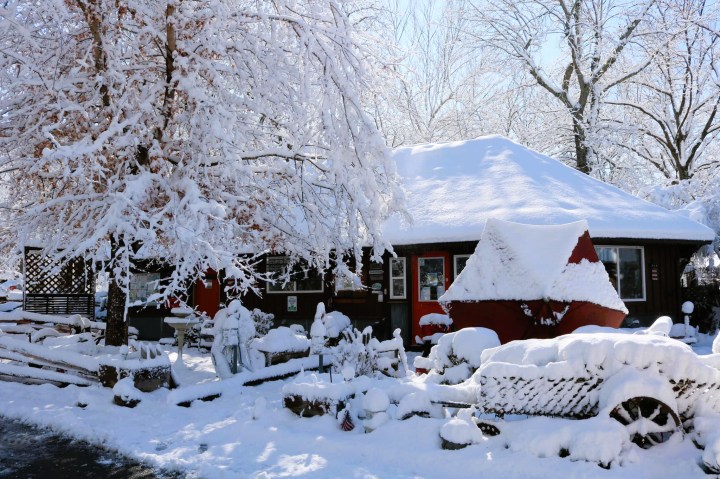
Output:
[
  {"xmin": 129, "ymin": 273, "xmax": 161, "ymax": 304},
  {"xmin": 619, "ymin": 248, "xmax": 643, "ymax": 299},
  {"xmin": 454, "ymin": 255, "xmax": 470, "ymax": 279},
  {"xmin": 294, "ymin": 267, "xmax": 323, "ymax": 292},
  {"xmin": 266, "ymin": 256, "xmax": 323, "ymax": 293},
  {"xmin": 391, "ymin": 278, "xmax": 405, "ymax": 298},
  {"xmin": 391, "ymin": 259, "xmax": 404, "ymax": 277},
  {"xmin": 419, "ymin": 257, "xmax": 444, "ymax": 301},
  {"xmin": 596, "ymin": 247, "xmax": 618, "ymax": 292}
]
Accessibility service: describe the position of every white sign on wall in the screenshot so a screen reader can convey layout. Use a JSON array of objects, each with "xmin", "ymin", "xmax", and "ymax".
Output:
[{"xmin": 287, "ymin": 296, "xmax": 298, "ymax": 312}]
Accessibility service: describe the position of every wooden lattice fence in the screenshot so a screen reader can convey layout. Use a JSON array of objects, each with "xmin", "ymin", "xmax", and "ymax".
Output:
[{"xmin": 23, "ymin": 247, "xmax": 95, "ymax": 318}]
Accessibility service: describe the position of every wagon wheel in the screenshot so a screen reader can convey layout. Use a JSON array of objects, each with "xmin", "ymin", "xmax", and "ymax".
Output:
[{"xmin": 609, "ymin": 396, "xmax": 680, "ymax": 449}]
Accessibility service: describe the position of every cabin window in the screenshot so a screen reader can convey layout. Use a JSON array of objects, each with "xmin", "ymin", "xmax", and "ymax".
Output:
[
  {"xmin": 595, "ymin": 246, "xmax": 645, "ymax": 301},
  {"xmin": 418, "ymin": 257, "xmax": 445, "ymax": 301},
  {"xmin": 454, "ymin": 255, "xmax": 471, "ymax": 280},
  {"xmin": 335, "ymin": 270, "xmax": 363, "ymax": 292},
  {"xmin": 266, "ymin": 256, "xmax": 323, "ymax": 293},
  {"xmin": 128, "ymin": 272, "xmax": 161, "ymax": 305},
  {"xmin": 389, "ymin": 257, "xmax": 406, "ymax": 299}
]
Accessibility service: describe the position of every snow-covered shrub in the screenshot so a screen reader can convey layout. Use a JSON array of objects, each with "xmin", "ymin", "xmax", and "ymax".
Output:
[
  {"xmin": 289, "ymin": 324, "xmax": 306, "ymax": 335},
  {"xmin": 251, "ymin": 308, "xmax": 274, "ymax": 337},
  {"xmin": 424, "ymin": 328, "xmax": 500, "ymax": 384},
  {"xmin": 320, "ymin": 312, "xmax": 352, "ymax": 346},
  {"xmin": 332, "ymin": 327, "xmax": 378, "ymax": 377},
  {"xmin": 397, "ymin": 391, "xmax": 441, "ymax": 420}
]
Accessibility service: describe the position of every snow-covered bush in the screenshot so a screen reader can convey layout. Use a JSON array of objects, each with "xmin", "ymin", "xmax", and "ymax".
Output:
[
  {"xmin": 424, "ymin": 327, "xmax": 500, "ymax": 384},
  {"xmin": 332, "ymin": 327, "xmax": 379, "ymax": 378},
  {"xmin": 251, "ymin": 308, "xmax": 275, "ymax": 337},
  {"xmin": 397, "ymin": 391, "xmax": 441, "ymax": 420}
]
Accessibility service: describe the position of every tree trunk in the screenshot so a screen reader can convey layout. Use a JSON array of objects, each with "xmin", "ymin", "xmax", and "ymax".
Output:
[
  {"xmin": 573, "ymin": 120, "xmax": 590, "ymax": 174},
  {"xmin": 105, "ymin": 240, "xmax": 128, "ymax": 346},
  {"xmin": 105, "ymin": 277, "xmax": 128, "ymax": 346}
]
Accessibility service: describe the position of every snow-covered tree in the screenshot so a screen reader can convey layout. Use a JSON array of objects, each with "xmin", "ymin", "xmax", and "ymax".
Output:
[
  {"xmin": 468, "ymin": 0, "xmax": 658, "ymax": 173},
  {"xmin": 0, "ymin": 0, "xmax": 404, "ymax": 345},
  {"xmin": 374, "ymin": 0, "xmax": 501, "ymax": 146},
  {"xmin": 609, "ymin": 0, "xmax": 720, "ymax": 182}
]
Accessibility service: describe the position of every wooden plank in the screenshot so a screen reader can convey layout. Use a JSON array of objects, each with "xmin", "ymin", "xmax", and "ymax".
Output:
[
  {"xmin": 0, "ymin": 362, "xmax": 94, "ymax": 387},
  {"xmin": 0, "ymin": 349, "xmax": 97, "ymax": 380}
]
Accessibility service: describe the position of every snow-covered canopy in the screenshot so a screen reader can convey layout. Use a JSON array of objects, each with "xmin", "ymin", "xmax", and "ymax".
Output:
[
  {"xmin": 440, "ymin": 219, "xmax": 627, "ymax": 312},
  {"xmin": 383, "ymin": 136, "xmax": 715, "ymax": 244}
]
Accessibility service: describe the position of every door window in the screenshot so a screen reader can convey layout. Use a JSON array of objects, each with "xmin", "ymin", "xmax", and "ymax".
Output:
[
  {"xmin": 390, "ymin": 257, "xmax": 406, "ymax": 299},
  {"xmin": 418, "ymin": 257, "xmax": 445, "ymax": 301}
]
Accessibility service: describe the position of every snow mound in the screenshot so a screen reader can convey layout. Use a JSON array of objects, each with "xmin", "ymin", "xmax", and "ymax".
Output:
[
  {"xmin": 363, "ymin": 388, "xmax": 390, "ymax": 413},
  {"xmin": 251, "ymin": 327, "xmax": 310, "ymax": 354},
  {"xmin": 423, "ymin": 328, "xmax": 500, "ymax": 384},
  {"xmin": 323, "ymin": 311, "xmax": 352, "ymax": 339},
  {"xmin": 503, "ymin": 416, "xmax": 628, "ymax": 466},
  {"xmin": 440, "ymin": 417, "xmax": 483, "ymax": 446},
  {"xmin": 397, "ymin": 391, "xmax": 439, "ymax": 419},
  {"xmin": 418, "ymin": 313, "xmax": 452, "ymax": 327}
]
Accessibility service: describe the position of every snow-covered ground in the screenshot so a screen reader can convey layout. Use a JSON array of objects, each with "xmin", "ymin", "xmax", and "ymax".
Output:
[{"xmin": 0, "ymin": 335, "xmax": 717, "ymax": 478}]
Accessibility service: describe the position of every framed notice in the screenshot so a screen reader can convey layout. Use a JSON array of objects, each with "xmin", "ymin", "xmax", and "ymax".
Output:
[{"xmin": 287, "ymin": 296, "xmax": 298, "ymax": 312}]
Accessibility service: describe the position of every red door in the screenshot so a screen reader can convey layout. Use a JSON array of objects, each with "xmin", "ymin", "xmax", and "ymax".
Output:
[
  {"xmin": 411, "ymin": 251, "xmax": 451, "ymax": 342},
  {"xmin": 195, "ymin": 272, "xmax": 221, "ymax": 319}
]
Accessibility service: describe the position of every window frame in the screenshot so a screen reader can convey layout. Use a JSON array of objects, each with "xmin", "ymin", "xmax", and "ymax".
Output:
[
  {"xmin": 595, "ymin": 245, "xmax": 646, "ymax": 302},
  {"xmin": 389, "ymin": 257, "xmax": 407, "ymax": 299},
  {"xmin": 128, "ymin": 272, "xmax": 162, "ymax": 305},
  {"xmin": 453, "ymin": 254, "xmax": 472, "ymax": 280},
  {"xmin": 266, "ymin": 256, "xmax": 324, "ymax": 294}
]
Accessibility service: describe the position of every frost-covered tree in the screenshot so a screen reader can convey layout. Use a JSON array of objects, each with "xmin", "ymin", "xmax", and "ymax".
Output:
[
  {"xmin": 374, "ymin": 0, "xmax": 501, "ymax": 146},
  {"xmin": 0, "ymin": 0, "xmax": 404, "ymax": 345},
  {"xmin": 469, "ymin": 0, "xmax": 658, "ymax": 173},
  {"xmin": 610, "ymin": 0, "xmax": 720, "ymax": 182}
]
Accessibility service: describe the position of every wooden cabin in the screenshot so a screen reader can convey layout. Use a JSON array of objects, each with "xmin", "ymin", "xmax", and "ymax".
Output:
[{"xmin": 125, "ymin": 136, "xmax": 714, "ymax": 343}]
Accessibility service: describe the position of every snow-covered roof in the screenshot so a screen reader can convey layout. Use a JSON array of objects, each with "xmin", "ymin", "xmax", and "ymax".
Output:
[
  {"xmin": 383, "ymin": 136, "xmax": 715, "ymax": 244},
  {"xmin": 439, "ymin": 219, "xmax": 627, "ymax": 311}
]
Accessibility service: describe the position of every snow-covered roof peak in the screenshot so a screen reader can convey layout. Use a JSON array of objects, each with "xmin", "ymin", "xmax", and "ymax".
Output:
[
  {"xmin": 383, "ymin": 136, "xmax": 715, "ymax": 244},
  {"xmin": 484, "ymin": 218, "xmax": 589, "ymax": 287},
  {"xmin": 440, "ymin": 218, "xmax": 627, "ymax": 311}
]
